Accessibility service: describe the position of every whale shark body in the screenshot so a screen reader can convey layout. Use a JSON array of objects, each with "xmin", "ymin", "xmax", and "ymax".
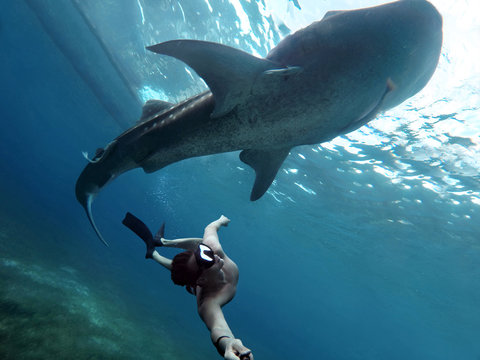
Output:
[{"xmin": 76, "ymin": 0, "xmax": 443, "ymax": 245}]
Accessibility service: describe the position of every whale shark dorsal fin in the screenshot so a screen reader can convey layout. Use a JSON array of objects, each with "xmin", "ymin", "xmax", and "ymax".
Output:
[
  {"xmin": 240, "ymin": 148, "xmax": 290, "ymax": 201},
  {"xmin": 138, "ymin": 99, "xmax": 173, "ymax": 123},
  {"xmin": 147, "ymin": 40, "xmax": 282, "ymax": 118}
]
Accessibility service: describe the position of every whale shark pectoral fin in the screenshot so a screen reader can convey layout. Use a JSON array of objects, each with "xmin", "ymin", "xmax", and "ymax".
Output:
[
  {"xmin": 138, "ymin": 99, "xmax": 174, "ymax": 124},
  {"xmin": 240, "ymin": 148, "xmax": 291, "ymax": 201},
  {"xmin": 147, "ymin": 40, "xmax": 282, "ymax": 118},
  {"xmin": 340, "ymin": 78, "xmax": 396, "ymax": 134}
]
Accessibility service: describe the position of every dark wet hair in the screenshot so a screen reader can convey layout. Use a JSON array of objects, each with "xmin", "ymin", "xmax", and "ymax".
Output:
[{"xmin": 171, "ymin": 251, "xmax": 201, "ymax": 286}]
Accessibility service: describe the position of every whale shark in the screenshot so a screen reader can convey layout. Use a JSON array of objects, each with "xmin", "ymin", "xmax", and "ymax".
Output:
[{"xmin": 76, "ymin": 0, "xmax": 443, "ymax": 246}]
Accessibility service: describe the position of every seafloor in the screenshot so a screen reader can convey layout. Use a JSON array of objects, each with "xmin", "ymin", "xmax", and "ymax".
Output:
[{"xmin": 0, "ymin": 192, "xmax": 199, "ymax": 360}]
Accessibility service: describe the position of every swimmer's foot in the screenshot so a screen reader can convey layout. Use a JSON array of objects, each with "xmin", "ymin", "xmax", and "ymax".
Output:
[
  {"xmin": 219, "ymin": 215, "xmax": 230, "ymax": 227},
  {"xmin": 122, "ymin": 212, "xmax": 155, "ymax": 259}
]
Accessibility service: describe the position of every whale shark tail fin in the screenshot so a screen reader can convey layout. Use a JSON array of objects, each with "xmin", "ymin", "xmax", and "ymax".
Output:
[
  {"xmin": 82, "ymin": 194, "xmax": 109, "ymax": 247},
  {"xmin": 240, "ymin": 147, "xmax": 291, "ymax": 201}
]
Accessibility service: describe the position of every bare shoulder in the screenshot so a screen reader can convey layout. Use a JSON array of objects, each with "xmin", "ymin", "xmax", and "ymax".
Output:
[{"xmin": 223, "ymin": 256, "xmax": 239, "ymax": 284}]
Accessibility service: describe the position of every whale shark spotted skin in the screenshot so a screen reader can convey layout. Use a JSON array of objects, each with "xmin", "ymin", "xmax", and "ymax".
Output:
[{"xmin": 76, "ymin": 0, "xmax": 443, "ymax": 246}]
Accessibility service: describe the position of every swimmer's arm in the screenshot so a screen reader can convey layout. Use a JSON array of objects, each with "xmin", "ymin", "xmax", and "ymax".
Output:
[
  {"xmin": 198, "ymin": 295, "xmax": 253, "ymax": 359},
  {"xmin": 198, "ymin": 298, "xmax": 234, "ymax": 345}
]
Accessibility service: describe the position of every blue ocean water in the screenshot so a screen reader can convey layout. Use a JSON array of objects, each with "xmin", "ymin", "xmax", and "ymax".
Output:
[{"xmin": 1, "ymin": 0, "xmax": 479, "ymax": 359}]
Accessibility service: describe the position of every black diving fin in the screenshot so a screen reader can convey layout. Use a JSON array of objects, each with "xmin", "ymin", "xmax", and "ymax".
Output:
[
  {"xmin": 154, "ymin": 222, "xmax": 165, "ymax": 247},
  {"xmin": 122, "ymin": 212, "xmax": 157, "ymax": 258}
]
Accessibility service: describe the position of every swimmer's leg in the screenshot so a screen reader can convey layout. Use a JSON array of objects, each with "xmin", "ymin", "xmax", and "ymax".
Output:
[
  {"xmin": 160, "ymin": 237, "xmax": 203, "ymax": 250},
  {"xmin": 151, "ymin": 250, "xmax": 172, "ymax": 270},
  {"xmin": 152, "ymin": 220, "xmax": 204, "ymax": 251}
]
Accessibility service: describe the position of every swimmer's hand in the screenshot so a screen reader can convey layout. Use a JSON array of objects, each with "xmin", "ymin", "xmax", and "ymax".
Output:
[{"xmin": 223, "ymin": 338, "xmax": 253, "ymax": 360}]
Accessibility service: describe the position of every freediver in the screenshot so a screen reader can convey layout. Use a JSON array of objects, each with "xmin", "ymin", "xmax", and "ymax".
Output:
[{"xmin": 122, "ymin": 213, "xmax": 253, "ymax": 360}]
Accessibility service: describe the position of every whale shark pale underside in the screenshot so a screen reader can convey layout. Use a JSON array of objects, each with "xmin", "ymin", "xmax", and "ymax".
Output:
[{"xmin": 76, "ymin": 0, "xmax": 443, "ymax": 245}]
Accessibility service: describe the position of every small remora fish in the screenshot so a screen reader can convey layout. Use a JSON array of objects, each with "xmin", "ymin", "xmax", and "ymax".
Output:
[{"xmin": 76, "ymin": 0, "xmax": 443, "ymax": 245}]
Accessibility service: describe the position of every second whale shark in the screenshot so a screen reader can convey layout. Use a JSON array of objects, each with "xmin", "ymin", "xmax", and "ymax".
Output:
[{"xmin": 76, "ymin": 0, "xmax": 443, "ymax": 245}]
